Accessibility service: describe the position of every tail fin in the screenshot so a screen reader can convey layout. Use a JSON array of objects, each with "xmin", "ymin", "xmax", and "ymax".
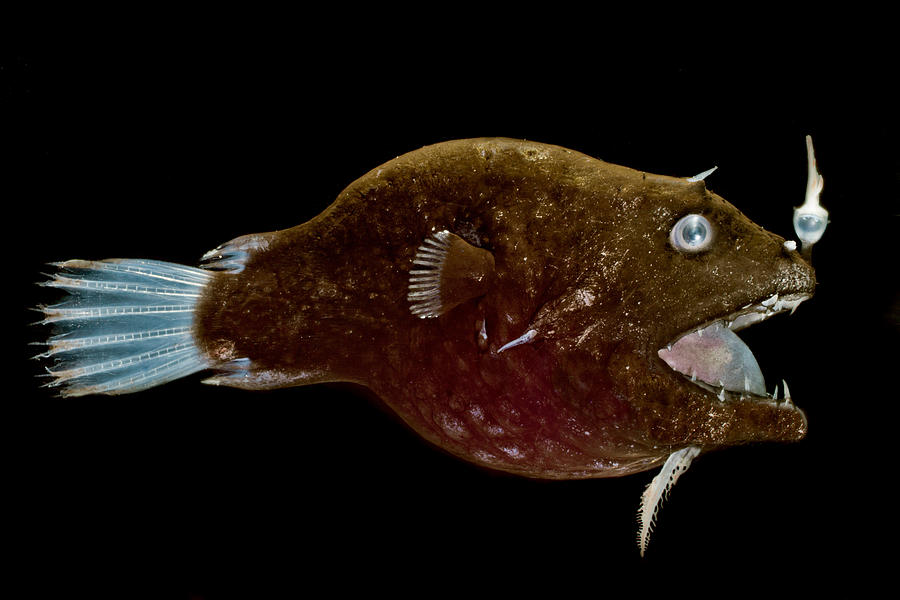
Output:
[{"xmin": 33, "ymin": 259, "xmax": 213, "ymax": 397}]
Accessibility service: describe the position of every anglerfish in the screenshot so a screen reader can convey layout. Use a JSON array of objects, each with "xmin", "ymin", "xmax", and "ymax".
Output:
[{"xmin": 34, "ymin": 137, "xmax": 827, "ymax": 554}]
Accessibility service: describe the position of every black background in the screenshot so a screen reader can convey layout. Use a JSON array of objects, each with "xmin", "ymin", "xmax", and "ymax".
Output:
[{"xmin": 6, "ymin": 18, "xmax": 897, "ymax": 598}]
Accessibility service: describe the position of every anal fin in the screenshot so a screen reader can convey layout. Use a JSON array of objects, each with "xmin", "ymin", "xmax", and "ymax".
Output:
[
  {"xmin": 202, "ymin": 358, "xmax": 339, "ymax": 390},
  {"xmin": 408, "ymin": 230, "xmax": 495, "ymax": 318}
]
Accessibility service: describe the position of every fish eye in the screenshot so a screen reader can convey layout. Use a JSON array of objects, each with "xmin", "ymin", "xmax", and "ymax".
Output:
[{"xmin": 670, "ymin": 214, "xmax": 713, "ymax": 253}]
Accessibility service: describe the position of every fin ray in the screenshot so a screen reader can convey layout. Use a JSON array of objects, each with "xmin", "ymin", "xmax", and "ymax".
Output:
[
  {"xmin": 201, "ymin": 232, "xmax": 271, "ymax": 273},
  {"xmin": 407, "ymin": 230, "xmax": 496, "ymax": 319},
  {"xmin": 35, "ymin": 259, "xmax": 213, "ymax": 396}
]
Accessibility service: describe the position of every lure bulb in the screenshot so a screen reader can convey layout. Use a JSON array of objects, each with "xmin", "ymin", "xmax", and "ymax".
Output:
[{"xmin": 793, "ymin": 135, "xmax": 827, "ymax": 259}]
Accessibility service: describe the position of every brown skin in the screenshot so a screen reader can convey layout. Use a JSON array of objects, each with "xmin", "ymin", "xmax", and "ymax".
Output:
[{"xmin": 194, "ymin": 138, "xmax": 813, "ymax": 479}]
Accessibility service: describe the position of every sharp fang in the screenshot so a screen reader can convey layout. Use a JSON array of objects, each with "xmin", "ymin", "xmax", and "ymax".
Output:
[
  {"xmin": 761, "ymin": 293, "xmax": 779, "ymax": 307},
  {"xmin": 717, "ymin": 387, "xmax": 726, "ymax": 402},
  {"xmin": 773, "ymin": 383, "xmax": 780, "ymax": 400},
  {"xmin": 782, "ymin": 379, "xmax": 791, "ymax": 400},
  {"xmin": 696, "ymin": 328, "xmax": 703, "ymax": 338}
]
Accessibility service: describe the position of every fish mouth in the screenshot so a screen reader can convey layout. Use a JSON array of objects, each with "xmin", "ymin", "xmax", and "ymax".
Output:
[{"xmin": 657, "ymin": 292, "xmax": 811, "ymax": 406}]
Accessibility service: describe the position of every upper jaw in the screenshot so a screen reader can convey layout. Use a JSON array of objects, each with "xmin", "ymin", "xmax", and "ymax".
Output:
[
  {"xmin": 657, "ymin": 291, "xmax": 812, "ymax": 407},
  {"xmin": 707, "ymin": 292, "xmax": 810, "ymax": 335}
]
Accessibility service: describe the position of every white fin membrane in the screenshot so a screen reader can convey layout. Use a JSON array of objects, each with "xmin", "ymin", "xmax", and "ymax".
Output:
[
  {"xmin": 408, "ymin": 231, "xmax": 452, "ymax": 318},
  {"xmin": 34, "ymin": 259, "xmax": 213, "ymax": 397},
  {"xmin": 637, "ymin": 445, "xmax": 701, "ymax": 557}
]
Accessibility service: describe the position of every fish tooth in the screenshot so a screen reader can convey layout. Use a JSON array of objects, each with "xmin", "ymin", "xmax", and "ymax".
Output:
[
  {"xmin": 696, "ymin": 328, "xmax": 703, "ymax": 338},
  {"xmin": 717, "ymin": 387, "xmax": 726, "ymax": 402},
  {"xmin": 782, "ymin": 379, "xmax": 791, "ymax": 400},
  {"xmin": 772, "ymin": 383, "xmax": 780, "ymax": 400},
  {"xmin": 761, "ymin": 293, "xmax": 778, "ymax": 307},
  {"xmin": 690, "ymin": 370, "xmax": 697, "ymax": 382},
  {"xmin": 744, "ymin": 375, "xmax": 750, "ymax": 392}
]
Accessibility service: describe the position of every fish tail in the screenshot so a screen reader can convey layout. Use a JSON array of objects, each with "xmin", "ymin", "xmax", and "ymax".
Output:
[{"xmin": 33, "ymin": 259, "xmax": 213, "ymax": 397}]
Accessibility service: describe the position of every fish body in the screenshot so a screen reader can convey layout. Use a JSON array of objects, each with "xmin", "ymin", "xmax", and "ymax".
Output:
[{"xmin": 38, "ymin": 138, "xmax": 815, "ymax": 482}]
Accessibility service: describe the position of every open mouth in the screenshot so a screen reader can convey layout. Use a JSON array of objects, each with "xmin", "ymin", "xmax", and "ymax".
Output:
[{"xmin": 657, "ymin": 292, "xmax": 810, "ymax": 406}]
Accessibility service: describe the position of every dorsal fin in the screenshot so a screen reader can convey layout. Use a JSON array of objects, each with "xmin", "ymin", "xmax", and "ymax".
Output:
[
  {"xmin": 200, "ymin": 232, "xmax": 272, "ymax": 273},
  {"xmin": 407, "ymin": 230, "xmax": 495, "ymax": 318}
]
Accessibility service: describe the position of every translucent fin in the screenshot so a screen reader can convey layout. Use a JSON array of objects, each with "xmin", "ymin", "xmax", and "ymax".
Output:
[
  {"xmin": 637, "ymin": 445, "xmax": 701, "ymax": 557},
  {"xmin": 408, "ymin": 230, "xmax": 495, "ymax": 318},
  {"xmin": 201, "ymin": 232, "xmax": 271, "ymax": 273},
  {"xmin": 34, "ymin": 259, "xmax": 213, "ymax": 397}
]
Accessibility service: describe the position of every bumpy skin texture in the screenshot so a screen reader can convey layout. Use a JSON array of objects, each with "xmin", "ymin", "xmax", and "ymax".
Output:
[{"xmin": 195, "ymin": 138, "xmax": 814, "ymax": 479}]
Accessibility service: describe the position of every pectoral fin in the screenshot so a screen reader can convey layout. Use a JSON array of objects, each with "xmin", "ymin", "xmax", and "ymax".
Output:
[{"xmin": 408, "ymin": 230, "xmax": 495, "ymax": 318}]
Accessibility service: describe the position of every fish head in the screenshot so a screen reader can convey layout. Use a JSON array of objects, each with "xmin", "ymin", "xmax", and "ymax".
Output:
[{"xmin": 541, "ymin": 173, "xmax": 815, "ymax": 463}]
